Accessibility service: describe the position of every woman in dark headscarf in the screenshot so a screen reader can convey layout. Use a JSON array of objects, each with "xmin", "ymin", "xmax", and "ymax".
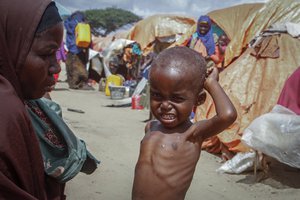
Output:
[{"xmin": 0, "ymin": 0, "xmax": 65, "ymax": 199}]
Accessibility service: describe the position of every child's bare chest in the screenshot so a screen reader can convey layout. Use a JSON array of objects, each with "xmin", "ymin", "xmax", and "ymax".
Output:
[{"xmin": 140, "ymin": 131, "xmax": 201, "ymax": 183}]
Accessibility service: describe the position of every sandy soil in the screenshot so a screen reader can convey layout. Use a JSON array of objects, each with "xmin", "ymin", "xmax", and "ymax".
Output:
[{"xmin": 50, "ymin": 71, "xmax": 300, "ymax": 200}]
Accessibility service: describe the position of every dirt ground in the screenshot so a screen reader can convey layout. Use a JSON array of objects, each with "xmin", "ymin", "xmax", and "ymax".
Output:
[{"xmin": 50, "ymin": 71, "xmax": 300, "ymax": 200}]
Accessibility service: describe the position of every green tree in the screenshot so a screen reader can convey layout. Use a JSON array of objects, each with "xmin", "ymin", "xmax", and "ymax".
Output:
[{"xmin": 84, "ymin": 7, "xmax": 141, "ymax": 36}]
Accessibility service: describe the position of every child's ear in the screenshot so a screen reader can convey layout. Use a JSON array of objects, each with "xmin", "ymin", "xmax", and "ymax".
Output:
[{"xmin": 196, "ymin": 90, "xmax": 206, "ymax": 105}]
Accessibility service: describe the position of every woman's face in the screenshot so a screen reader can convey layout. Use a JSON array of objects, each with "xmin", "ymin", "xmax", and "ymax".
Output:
[
  {"xmin": 198, "ymin": 23, "xmax": 210, "ymax": 35},
  {"xmin": 18, "ymin": 22, "xmax": 63, "ymax": 99}
]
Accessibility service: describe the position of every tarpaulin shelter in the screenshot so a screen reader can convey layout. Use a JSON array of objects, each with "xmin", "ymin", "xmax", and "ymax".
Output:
[
  {"xmin": 193, "ymin": 0, "xmax": 300, "ymax": 153},
  {"xmin": 127, "ymin": 14, "xmax": 195, "ymax": 54},
  {"xmin": 175, "ymin": 3, "xmax": 264, "ymax": 63},
  {"xmin": 92, "ymin": 34, "xmax": 128, "ymax": 52},
  {"xmin": 92, "ymin": 26, "xmax": 132, "ymax": 52}
]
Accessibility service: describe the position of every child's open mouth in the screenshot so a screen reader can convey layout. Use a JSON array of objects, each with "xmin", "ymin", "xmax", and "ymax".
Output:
[{"xmin": 161, "ymin": 114, "xmax": 175, "ymax": 120}]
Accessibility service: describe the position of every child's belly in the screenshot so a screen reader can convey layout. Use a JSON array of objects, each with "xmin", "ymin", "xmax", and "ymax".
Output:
[{"xmin": 133, "ymin": 133, "xmax": 202, "ymax": 200}]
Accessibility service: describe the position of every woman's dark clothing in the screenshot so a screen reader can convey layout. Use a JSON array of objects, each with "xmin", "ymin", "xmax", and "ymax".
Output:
[{"xmin": 0, "ymin": 0, "xmax": 65, "ymax": 199}]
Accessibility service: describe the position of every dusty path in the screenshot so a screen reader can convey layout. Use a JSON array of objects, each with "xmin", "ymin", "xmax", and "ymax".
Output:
[{"xmin": 51, "ymin": 79, "xmax": 300, "ymax": 200}]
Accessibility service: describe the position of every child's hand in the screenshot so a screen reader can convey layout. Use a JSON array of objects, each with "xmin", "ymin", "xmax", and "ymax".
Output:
[{"xmin": 204, "ymin": 67, "xmax": 219, "ymax": 90}]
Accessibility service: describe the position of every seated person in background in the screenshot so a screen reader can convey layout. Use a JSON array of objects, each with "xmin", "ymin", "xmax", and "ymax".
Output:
[
  {"xmin": 182, "ymin": 15, "xmax": 215, "ymax": 64},
  {"xmin": 122, "ymin": 43, "xmax": 142, "ymax": 80},
  {"xmin": 132, "ymin": 47, "xmax": 237, "ymax": 200},
  {"xmin": 209, "ymin": 34, "xmax": 230, "ymax": 70},
  {"xmin": 110, "ymin": 42, "xmax": 142, "ymax": 81}
]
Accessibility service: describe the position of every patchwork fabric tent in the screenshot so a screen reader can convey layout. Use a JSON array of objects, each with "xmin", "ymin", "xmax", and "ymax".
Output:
[
  {"xmin": 193, "ymin": 0, "xmax": 300, "ymax": 153},
  {"xmin": 127, "ymin": 14, "xmax": 195, "ymax": 54}
]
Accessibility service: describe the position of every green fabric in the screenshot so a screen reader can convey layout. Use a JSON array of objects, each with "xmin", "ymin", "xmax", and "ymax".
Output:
[{"xmin": 27, "ymin": 98, "xmax": 99, "ymax": 183}]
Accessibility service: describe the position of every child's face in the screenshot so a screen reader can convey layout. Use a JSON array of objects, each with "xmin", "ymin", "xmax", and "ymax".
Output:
[
  {"xmin": 18, "ymin": 23, "xmax": 63, "ymax": 99},
  {"xmin": 150, "ymin": 67, "xmax": 198, "ymax": 129},
  {"xmin": 217, "ymin": 36, "xmax": 229, "ymax": 54}
]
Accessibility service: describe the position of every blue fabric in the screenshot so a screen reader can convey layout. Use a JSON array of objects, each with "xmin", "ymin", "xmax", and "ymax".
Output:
[
  {"xmin": 196, "ymin": 15, "xmax": 215, "ymax": 56},
  {"xmin": 132, "ymin": 43, "xmax": 142, "ymax": 56},
  {"xmin": 142, "ymin": 65, "xmax": 151, "ymax": 80},
  {"xmin": 189, "ymin": 111, "xmax": 195, "ymax": 120},
  {"xmin": 64, "ymin": 12, "xmax": 85, "ymax": 54}
]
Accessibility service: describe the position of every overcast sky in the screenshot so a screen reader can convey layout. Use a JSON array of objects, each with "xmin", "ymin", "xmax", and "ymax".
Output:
[{"xmin": 55, "ymin": 0, "xmax": 269, "ymax": 19}]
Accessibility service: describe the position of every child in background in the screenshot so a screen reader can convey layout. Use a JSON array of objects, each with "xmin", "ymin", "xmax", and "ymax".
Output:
[
  {"xmin": 132, "ymin": 46, "xmax": 237, "ymax": 200},
  {"xmin": 209, "ymin": 34, "xmax": 230, "ymax": 70}
]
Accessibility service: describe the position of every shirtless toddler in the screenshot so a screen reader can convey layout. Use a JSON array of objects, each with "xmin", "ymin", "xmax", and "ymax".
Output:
[{"xmin": 132, "ymin": 46, "xmax": 237, "ymax": 200}]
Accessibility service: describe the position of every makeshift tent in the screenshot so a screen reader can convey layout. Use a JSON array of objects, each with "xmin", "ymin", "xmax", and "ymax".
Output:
[
  {"xmin": 174, "ymin": 3, "xmax": 264, "ymax": 65},
  {"xmin": 208, "ymin": 3, "xmax": 264, "ymax": 66},
  {"xmin": 100, "ymin": 39, "xmax": 139, "ymax": 77},
  {"xmin": 92, "ymin": 31, "xmax": 130, "ymax": 52},
  {"xmin": 193, "ymin": 0, "xmax": 300, "ymax": 153},
  {"xmin": 127, "ymin": 14, "xmax": 195, "ymax": 54}
]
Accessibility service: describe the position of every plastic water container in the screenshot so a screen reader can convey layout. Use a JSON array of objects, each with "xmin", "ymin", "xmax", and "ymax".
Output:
[
  {"xmin": 131, "ymin": 95, "xmax": 144, "ymax": 110},
  {"xmin": 109, "ymin": 86, "xmax": 126, "ymax": 100},
  {"xmin": 75, "ymin": 23, "xmax": 91, "ymax": 48},
  {"xmin": 105, "ymin": 75, "xmax": 123, "ymax": 96}
]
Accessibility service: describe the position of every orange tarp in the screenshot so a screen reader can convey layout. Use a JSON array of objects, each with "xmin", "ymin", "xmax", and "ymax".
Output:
[
  {"xmin": 195, "ymin": 0, "xmax": 300, "ymax": 153},
  {"xmin": 209, "ymin": 0, "xmax": 300, "ymax": 66},
  {"xmin": 197, "ymin": 34, "xmax": 300, "ymax": 153}
]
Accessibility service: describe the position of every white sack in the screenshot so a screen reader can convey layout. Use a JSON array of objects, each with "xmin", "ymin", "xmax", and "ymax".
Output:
[{"xmin": 242, "ymin": 105, "xmax": 300, "ymax": 169}]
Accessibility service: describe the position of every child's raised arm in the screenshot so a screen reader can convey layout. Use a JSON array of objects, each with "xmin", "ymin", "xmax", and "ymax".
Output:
[{"xmin": 187, "ymin": 67, "xmax": 237, "ymax": 141}]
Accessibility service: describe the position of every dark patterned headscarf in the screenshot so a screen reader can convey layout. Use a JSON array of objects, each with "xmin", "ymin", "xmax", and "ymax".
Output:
[
  {"xmin": 0, "ymin": 0, "xmax": 60, "ymax": 99},
  {"xmin": 36, "ymin": 2, "xmax": 62, "ymax": 34}
]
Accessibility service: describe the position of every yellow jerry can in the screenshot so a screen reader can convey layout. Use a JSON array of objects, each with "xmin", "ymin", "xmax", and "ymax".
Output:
[
  {"xmin": 75, "ymin": 23, "xmax": 91, "ymax": 48},
  {"xmin": 105, "ymin": 75, "xmax": 123, "ymax": 96}
]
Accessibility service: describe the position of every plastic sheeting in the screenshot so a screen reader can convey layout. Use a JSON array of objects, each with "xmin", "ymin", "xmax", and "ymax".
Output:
[
  {"xmin": 127, "ymin": 14, "xmax": 195, "ymax": 52},
  {"xmin": 210, "ymin": 0, "xmax": 300, "ymax": 66},
  {"xmin": 217, "ymin": 151, "xmax": 256, "ymax": 174},
  {"xmin": 175, "ymin": 0, "xmax": 300, "ymax": 67},
  {"xmin": 173, "ymin": 3, "xmax": 263, "ymax": 63},
  {"xmin": 207, "ymin": 3, "xmax": 264, "ymax": 66},
  {"xmin": 208, "ymin": 3, "xmax": 263, "ymax": 41},
  {"xmin": 242, "ymin": 105, "xmax": 300, "ymax": 169}
]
